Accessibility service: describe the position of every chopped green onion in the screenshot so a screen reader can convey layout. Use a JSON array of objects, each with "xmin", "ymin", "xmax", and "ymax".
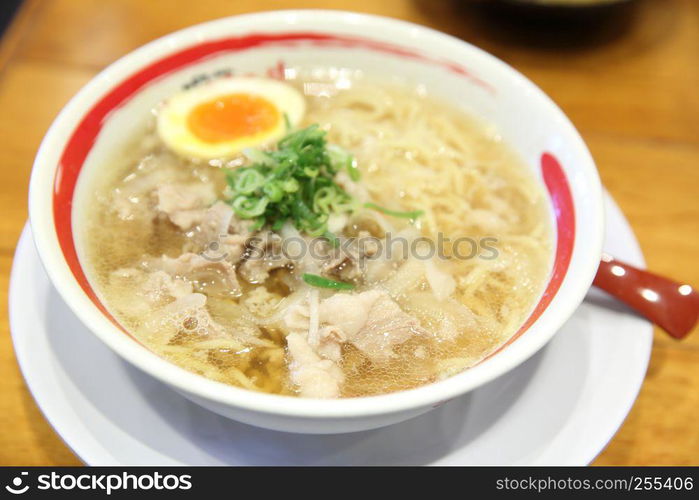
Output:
[
  {"xmin": 224, "ymin": 124, "xmax": 421, "ymax": 237},
  {"xmin": 322, "ymin": 230, "xmax": 340, "ymax": 248},
  {"xmin": 281, "ymin": 178, "xmax": 299, "ymax": 193},
  {"xmin": 271, "ymin": 218, "xmax": 285, "ymax": 231},
  {"xmin": 327, "ymin": 144, "xmax": 359, "ymax": 180},
  {"xmin": 364, "ymin": 202, "xmax": 424, "ymax": 219},
  {"xmin": 232, "ymin": 196, "xmax": 268, "ymax": 218},
  {"xmin": 302, "ymin": 273, "xmax": 355, "ymax": 290},
  {"xmin": 347, "ymin": 159, "xmax": 360, "ymax": 182},
  {"xmin": 234, "ymin": 169, "xmax": 265, "ymax": 194},
  {"xmin": 303, "ymin": 167, "xmax": 319, "ymax": 178},
  {"xmin": 242, "ymin": 148, "xmax": 275, "ymax": 167},
  {"xmin": 250, "ymin": 217, "xmax": 266, "ymax": 231},
  {"xmin": 313, "ymin": 186, "xmax": 347, "ymax": 214},
  {"xmin": 263, "ymin": 182, "xmax": 284, "ymax": 202}
]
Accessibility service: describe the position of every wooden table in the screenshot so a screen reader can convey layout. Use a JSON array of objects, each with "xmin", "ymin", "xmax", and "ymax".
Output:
[{"xmin": 0, "ymin": 0, "xmax": 697, "ymax": 466}]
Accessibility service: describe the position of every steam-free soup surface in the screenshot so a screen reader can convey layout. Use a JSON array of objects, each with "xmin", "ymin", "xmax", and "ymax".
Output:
[{"xmin": 83, "ymin": 75, "xmax": 552, "ymax": 398}]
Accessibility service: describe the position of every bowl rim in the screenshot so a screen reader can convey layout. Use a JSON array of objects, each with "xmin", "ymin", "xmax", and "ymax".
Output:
[{"xmin": 28, "ymin": 9, "xmax": 604, "ymax": 418}]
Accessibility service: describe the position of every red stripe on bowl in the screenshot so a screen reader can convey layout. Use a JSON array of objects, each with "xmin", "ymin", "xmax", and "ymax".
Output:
[{"xmin": 488, "ymin": 152, "xmax": 576, "ymax": 358}]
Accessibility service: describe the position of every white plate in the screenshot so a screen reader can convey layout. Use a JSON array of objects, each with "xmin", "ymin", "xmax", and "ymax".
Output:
[{"xmin": 10, "ymin": 193, "xmax": 652, "ymax": 465}]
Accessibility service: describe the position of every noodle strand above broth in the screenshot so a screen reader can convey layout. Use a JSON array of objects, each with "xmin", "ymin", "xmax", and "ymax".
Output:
[{"xmin": 82, "ymin": 77, "xmax": 552, "ymax": 398}]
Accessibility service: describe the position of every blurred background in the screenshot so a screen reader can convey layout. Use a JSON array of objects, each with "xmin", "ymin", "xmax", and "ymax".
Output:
[{"xmin": 0, "ymin": 0, "xmax": 697, "ymax": 465}]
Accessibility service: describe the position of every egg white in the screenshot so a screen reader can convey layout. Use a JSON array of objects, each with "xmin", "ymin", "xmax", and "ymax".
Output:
[{"xmin": 157, "ymin": 77, "xmax": 306, "ymax": 159}]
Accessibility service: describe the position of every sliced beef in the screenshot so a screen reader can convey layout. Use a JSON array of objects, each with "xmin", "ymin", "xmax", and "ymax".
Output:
[
  {"xmin": 156, "ymin": 189, "xmax": 250, "ymax": 267},
  {"xmin": 111, "ymin": 266, "xmax": 258, "ymax": 347},
  {"xmin": 155, "ymin": 182, "xmax": 216, "ymax": 230},
  {"xmin": 148, "ymin": 252, "xmax": 242, "ymax": 298},
  {"xmin": 281, "ymin": 288, "xmax": 426, "ymax": 394},
  {"xmin": 109, "ymin": 268, "xmax": 193, "ymax": 317},
  {"xmin": 237, "ymin": 231, "xmax": 291, "ymax": 284},
  {"xmin": 190, "ymin": 201, "xmax": 233, "ymax": 246},
  {"xmin": 319, "ymin": 290, "xmax": 425, "ymax": 362},
  {"xmin": 286, "ymin": 332, "xmax": 344, "ymax": 398}
]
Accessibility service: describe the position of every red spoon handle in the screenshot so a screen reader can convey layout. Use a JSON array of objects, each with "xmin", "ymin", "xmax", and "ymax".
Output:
[{"xmin": 593, "ymin": 254, "xmax": 699, "ymax": 339}]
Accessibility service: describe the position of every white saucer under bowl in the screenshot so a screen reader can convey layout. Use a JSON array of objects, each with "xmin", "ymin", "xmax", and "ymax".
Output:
[{"xmin": 9, "ymin": 192, "xmax": 652, "ymax": 465}]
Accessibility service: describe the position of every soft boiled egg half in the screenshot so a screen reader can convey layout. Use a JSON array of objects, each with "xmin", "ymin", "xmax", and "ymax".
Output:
[{"xmin": 157, "ymin": 77, "xmax": 305, "ymax": 159}]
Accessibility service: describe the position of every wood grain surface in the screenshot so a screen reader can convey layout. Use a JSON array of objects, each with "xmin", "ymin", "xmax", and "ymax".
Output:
[{"xmin": 0, "ymin": 0, "xmax": 697, "ymax": 466}]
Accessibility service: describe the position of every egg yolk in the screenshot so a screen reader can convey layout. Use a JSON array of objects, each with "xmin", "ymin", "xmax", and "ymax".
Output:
[{"xmin": 187, "ymin": 93, "xmax": 280, "ymax": 143}]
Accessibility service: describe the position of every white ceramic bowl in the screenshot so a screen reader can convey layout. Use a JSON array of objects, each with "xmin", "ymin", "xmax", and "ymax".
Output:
[{"xmin": 29, "ymin": 10, "xmax": 603, "ymax": 434}]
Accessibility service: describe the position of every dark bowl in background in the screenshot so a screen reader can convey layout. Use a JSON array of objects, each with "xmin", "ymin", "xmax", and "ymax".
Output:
[{"xmin": 487, "ymin": 0, "xmax": 637, "ymax": 21}]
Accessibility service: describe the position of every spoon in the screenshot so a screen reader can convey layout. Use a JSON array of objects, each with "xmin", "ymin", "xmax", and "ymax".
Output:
[{"xmin": 593, "ymin": 253, "xmax": 699, "ymax": 339}]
